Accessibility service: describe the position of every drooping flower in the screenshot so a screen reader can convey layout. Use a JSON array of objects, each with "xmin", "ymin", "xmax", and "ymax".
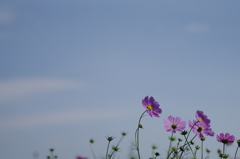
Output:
[
  {"xmin": 163, "ymin": 116, "xmax": 186, "ymax": 133},
  {"xmin": 216, "ymin": 133, "xmax": 235, "ymax": 145},
  {"xmin": 142, "ymin": 96, "xmax": 162, "ymax": 117},
  {"xmin": 189, "ymin": 120, "xmax": 215, "ymax": 138},
  {"xmin": 195, "ymin": 110, "xmax": 211, "ymax": 126}
]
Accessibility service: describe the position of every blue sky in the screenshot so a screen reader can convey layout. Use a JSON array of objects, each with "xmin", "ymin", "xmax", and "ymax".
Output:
[{"xmin": 0, "ymin": 0, "xmax": 240, "ymax": 159}]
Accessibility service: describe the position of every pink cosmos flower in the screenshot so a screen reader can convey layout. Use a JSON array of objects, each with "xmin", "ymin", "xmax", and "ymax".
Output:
[
  {"xmin": 189, "ymin": 120, "xmax": 215, "ymax": 138},
  {"xmin": 142, "ymin": 96, "xmax": 162, "ymax": 117},
  {"xmin": 216, "ymin": 133, "xmax": 235, "ymax": 145},
  {"xmin": 195, "ymin": 110, "xmax": 211, "ymax": 126},
  {"xmin": 76, "ymin": 156, "xmax": 88, "ymax": 159},
  {"xmin": 163, "ymin": 116, "xmax": 186, "ymax": 133}
]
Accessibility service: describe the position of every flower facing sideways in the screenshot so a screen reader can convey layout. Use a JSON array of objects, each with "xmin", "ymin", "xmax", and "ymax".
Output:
[
  {"xmin": 216, "ymin": 133, "xmax": 235, "ymax": 145},
  {"xmin": 195, "ymin": 110, "xmax": 211, "ymax": 126},
  {"xmin": 189, "ymin": 120, "xmax": 215, "ymax": 138},
  {"xmin": 142, "ymin": 96, "xmax": 162, "ymax": 117},
  {"xmin": 163, "ymin": 116, "xmax": 186, "ymax": 133}
]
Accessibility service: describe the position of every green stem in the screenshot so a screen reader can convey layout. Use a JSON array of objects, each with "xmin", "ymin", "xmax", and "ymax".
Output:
[
  {"xmin": 179, "ymin": 121, "xmax": 198, "ymax": 159},
  {"xmin": 90, "ymin": 143, "xmax": 96, "ymax": 159},
  {"xmin": 167, "ymin": 132, "xmax": 173, "ymax": 159},
  {"xmin": 201, "ymin": 140, "xmax": 203, "ymax": 159},
  {"xmin": 182, "ymin": 134, "xmax": 197, "ymax": 159},
  {"xmin": 222, "ymin": 143, "xmax": 225, "ymax": 159},
  {"xmin": 51, "ymin": 151, "xmax": 54, "ymax": 159},
  {"xmin": 106, "ymin": 141, "xmax": 110, "ymax": 159},
  {"xmin": 234, "ymin": 146, "xmax": 239, "ymax": 159},
  {"xmin": 135, "ymin": 110, "xmax": 147, "ymax": 159},
  {"xmin": 111, "ymin": 135, "xmax": 125, "ymax": 159}
]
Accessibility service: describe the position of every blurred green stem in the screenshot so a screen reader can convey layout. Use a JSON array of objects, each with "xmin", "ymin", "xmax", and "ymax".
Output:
[{"xmin": 135, "ymin": 110, "xmax": 147, "ymax": 159}]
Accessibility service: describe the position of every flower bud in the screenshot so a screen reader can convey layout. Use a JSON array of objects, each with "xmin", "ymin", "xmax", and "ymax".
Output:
[
  {"xmin": 155, "ymin": 152, "xmax": 160, "ymax": 156},
  {"xmin": 122, "ymin": 132, "xmax": 127, "ymax": 136},
  {"xmin": 106, "ymin": 136, "xmax": 114, "ymax": 141},
  {"xmin": 138, "ymin": 124, "xmax": 143, "ymax": 128}
]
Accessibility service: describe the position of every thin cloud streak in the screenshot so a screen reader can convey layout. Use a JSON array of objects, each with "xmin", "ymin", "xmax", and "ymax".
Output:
[
  {"xmin": 0, "ymin": 109, "xmax": 130, "ymax": 130},
  {"xmin": 0, "ymin": 78, "xmax": 85, "ymax": 103}
]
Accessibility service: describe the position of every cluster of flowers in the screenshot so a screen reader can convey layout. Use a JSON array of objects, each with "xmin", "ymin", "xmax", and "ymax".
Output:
[
  {"xmin": 140, "ymin": 96, "xmax": 239, "ymax": 159},
  {"xmin": 76, "ymin": 96, "xmax": 239, "ymax": 159}
]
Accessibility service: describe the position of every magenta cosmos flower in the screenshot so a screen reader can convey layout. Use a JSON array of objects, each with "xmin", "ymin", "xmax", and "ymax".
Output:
[
  {"xmin": 142, "ymin": 96, "xmax": 162, "ymax": 117},
  {"xmin": 76, "ymin": 156, "xmax": 88, "ymax": 159},
  {"xmin": 163, "ymin": 116, "xmax": 186, "ymax": 133},
  {"xmin": 216, "ymin": 133, "xmax": 235, "ymax": 144},
  {"xmin": 195, "ymin": 110, "xmax": 211, "ymax": 126},
  {"xmin": 189, "ymin": 120, "xmax": 215, "ymax": 138}
]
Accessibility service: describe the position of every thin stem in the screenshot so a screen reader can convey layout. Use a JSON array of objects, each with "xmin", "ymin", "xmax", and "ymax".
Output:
[
  {"xmin": 111, "ymin": 135, "xmax": 126, "ymax": 159},
  {"xmin": 221, "ymin": 143, "xmax": 225, "ymax": 159},
  {"xmin": 201, "ymin": 140, "xmax": 203, "ymax": 159},
  {"xmin": 167, "ymin": 132, "xmax": 173, "ymax": 159},
  {"xmin": 234, "ymin": 146, "xmax": 239, "ymax": 159},
  {"xmin": 135, "ymin": 110, "xmax": 147, "ymax": 159},
  {"xmin": 50, "ymin": 151, "xmax": 54, "ymax": 159},
  {"xmin": 108, "ymin": 149, "xmax": 116, "ymax": 159},
  {"xmin": 90, "ymin": 144, "xmax": 96, "ymax": 159},
  {"xmin": 179, "ymin": 121, "xmax": 199, "ymax": 159},
  {"xmin": 182, "ymin": 134, "xmax": 197, "ymax": 159},
  {"xmin": 106, "ymin": 141, "xmax": 110, "ymax": 159}
]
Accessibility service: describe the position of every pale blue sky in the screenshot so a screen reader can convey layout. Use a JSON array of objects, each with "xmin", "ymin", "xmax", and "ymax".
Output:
[{"xmin": 0, "ymin": 0, "xmax": 240, "ymax": 159}]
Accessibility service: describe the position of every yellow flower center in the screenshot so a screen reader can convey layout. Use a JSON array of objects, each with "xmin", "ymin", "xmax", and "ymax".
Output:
[
  {"xmin": 198, "ymin": 117, "xmax": 203, "ymax": 122},
  {"xmin": 147, "ymin": 105, "xmax": 153, "ymax": 110}
]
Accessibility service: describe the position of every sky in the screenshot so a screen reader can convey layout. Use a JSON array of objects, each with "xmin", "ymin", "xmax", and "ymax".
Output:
[{"xmin": 0, "ymin": 0, "xmax": 240, "ymax": 159}]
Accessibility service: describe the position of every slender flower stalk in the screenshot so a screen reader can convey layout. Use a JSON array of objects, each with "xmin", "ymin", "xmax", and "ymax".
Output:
[
  {"xmin": 200, "ymin": 137, "xmax": 205, "ymax": 159},
  {"xmin": 111, "ymin": 132, "xmax": 127, "ymax": 159},
  {"xmin": 106, "ymin": 141, "xmax": 110, "ymax": 159},
  {"xmin": 179, "ymin": 119, "xmax": 199, "ymax": 159},
  {"xmin": 135, "ymin": 96, "xmax": 162, "ymax": 159},
  {"xmin": 184, "ymin": 134, "xmax": 198, "ymax": 159},
  {"xmin": 89, "ymin": 139, "xmax": 96, "ymax": 159},
  {"xmin": 167, "ymin": 132, "xmax": 174, "ymax": 159},
  {"xmin": 135, "ymin": 110, "xmax": 146, "ymax": 159},
  {"xmin": 106, "ymin": 136, "xmax": 114, "ymax": 159},
  {"xmin": 234, "ymin": 140, "xmax": 240, "ymax": 159}
]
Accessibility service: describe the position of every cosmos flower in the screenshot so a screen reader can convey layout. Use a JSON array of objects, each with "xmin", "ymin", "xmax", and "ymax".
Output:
[
  {"xmin": 76, "ymin": 156, "xmax": 88, "ymax": 159},
  {"xmin": 163, "ymin": 116, "xmax": 186, "ymax": 133},
  {"xmin": 189, "ymin": 120, "xmax": 215, "ymax": 138},
  {"xmin": 195, "ymin": 110, "xmax": 211, "ymax": 126},
  {"xmin": 142, "ymin": 96, "xmax": 162, "ymax": 117},
  {"xmin": 216, "ymin": 133, "xmax": 235, "ymax": 145}
]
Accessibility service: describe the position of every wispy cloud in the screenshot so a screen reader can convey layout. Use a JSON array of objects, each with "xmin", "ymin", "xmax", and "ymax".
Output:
[
  {"xmin": 185, "ymin": 22, "xmax": 209, "ymax": 33},
  {"xmin": 0, "ymin": 109, "xmax": 130, "ymax": 130},
  {"xmin": 0, "ymin": 77, "xmax": 84, "ymax": 103}
]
